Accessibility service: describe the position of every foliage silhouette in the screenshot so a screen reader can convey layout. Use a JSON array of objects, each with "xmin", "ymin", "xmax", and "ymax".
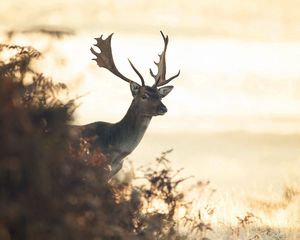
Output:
[{"xmin": 0, "ymin": 42, "xmax": 213, "ymax": 240}]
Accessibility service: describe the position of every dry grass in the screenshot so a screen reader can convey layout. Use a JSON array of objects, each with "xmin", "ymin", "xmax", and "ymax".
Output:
[{"xmin": 1, "ymin": 32, "xmax": 299, "ymax": 240}]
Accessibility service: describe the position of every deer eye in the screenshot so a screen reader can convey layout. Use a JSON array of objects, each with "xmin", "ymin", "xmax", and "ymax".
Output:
[{"xmin": 141, "ymin": 94, "xmax": 149, "ymax": 100}]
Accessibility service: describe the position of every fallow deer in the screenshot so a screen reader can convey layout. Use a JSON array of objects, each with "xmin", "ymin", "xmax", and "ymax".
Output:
[{"xmin": 69, "ymin": 31, "xmax": 180, "ymax": 177}]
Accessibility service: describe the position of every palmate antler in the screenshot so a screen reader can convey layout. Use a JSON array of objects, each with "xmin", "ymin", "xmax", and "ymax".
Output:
[
  {"xmin": 90, "ymin": 34, "xmax": 145, "ymax": 86},
  {"xmin": 150, "ymin": 31, "xmax": 180, "ymax": 87},
  {"xmin": 91, "ymin": 32, "xmax": 180, "ymax": 88}
]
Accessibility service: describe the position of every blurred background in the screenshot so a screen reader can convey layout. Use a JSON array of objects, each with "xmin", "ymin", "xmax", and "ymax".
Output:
[{"xmin": 1, "ymin": 0, "xmax": 300, "ymax": 227}]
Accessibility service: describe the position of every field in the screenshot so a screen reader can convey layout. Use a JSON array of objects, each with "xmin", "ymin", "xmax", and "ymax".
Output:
[{"xmin": 1, "ymin": 1, "xmax": 300, "ymax": 239}]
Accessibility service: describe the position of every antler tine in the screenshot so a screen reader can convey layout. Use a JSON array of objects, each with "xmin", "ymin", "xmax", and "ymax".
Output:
[
  {"xmin": 157, "ymin": 70, "xmax": 181, "ymax": 87},
  {"xmin": 128, "ymin": 59, "xmax": 145, "ymax": 86},
  {"xmin": 150, "ymin": 31, "xmax": 180, "ymax": 87},
  {"xmin": 91, "ymin": 33, "xmax": 139, "ymax": 85}
]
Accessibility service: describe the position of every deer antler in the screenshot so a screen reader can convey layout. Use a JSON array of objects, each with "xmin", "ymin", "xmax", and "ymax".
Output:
[
  {"xmin": 150, "ymin": 31, "xmax": 180, "ymax": 87},
  {"xmin": 91, "ymin": 33, "xmax": 145, "ymax": 86}
]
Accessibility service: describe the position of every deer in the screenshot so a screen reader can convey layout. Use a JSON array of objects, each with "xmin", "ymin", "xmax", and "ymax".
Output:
[{"xmin": 69, "ymin": 31, "xmax": 180, "ymax": 178}]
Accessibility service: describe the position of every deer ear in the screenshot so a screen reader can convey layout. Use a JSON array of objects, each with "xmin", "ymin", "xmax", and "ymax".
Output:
[
  {"xmin": 158, "ymin": 86, "xmax": 174, "ymax": 98},
  {"xmin": 130, "ymin": 81, "xmax": 141, "ymax": 96}
]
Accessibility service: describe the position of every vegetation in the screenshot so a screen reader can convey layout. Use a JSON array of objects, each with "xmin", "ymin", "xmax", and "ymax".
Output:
[
  {"xmin": 0, "ymin": 37, "xmax": 209, "ymax": 240},
  {"xmin": 0, "ymin": 32, "xmax": 299, "ymax": 239}
]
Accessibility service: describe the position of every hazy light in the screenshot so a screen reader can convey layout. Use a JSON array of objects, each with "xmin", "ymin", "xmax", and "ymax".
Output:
[{"xmin": 2, "ymin": 0, "xmax": 300, "ymax": 232}]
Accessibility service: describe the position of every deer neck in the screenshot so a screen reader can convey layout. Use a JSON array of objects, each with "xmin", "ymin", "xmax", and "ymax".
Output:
[{"xmin": 113, "ymin": 100, "xmax": 152, "ymax": 153}]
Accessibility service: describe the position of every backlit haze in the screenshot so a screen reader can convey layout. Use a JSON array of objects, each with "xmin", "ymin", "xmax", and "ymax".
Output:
[{"xmin": 1, "ymin": 0, "xmax": 300, "ymax": 229}]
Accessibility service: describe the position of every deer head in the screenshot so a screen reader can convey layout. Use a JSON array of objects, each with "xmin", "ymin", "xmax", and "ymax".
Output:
[{"xmin": 90, "ymin": 31, "xmax": 180, "ymax": 117}]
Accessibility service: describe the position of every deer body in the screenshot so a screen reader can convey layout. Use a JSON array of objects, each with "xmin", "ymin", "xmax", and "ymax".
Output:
[
  {"xmin": 71, "ymin": 102, "xmax": 152, "ymax": 175},
  {"xmin": 70, "ymin": 32, "xmax": 179, "ymax": 177}
]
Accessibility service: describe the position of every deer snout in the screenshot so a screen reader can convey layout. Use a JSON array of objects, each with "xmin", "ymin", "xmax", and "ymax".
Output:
[{"xmin": 157, "ymin": 104, "xmax": 168, "ymax": 115}]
